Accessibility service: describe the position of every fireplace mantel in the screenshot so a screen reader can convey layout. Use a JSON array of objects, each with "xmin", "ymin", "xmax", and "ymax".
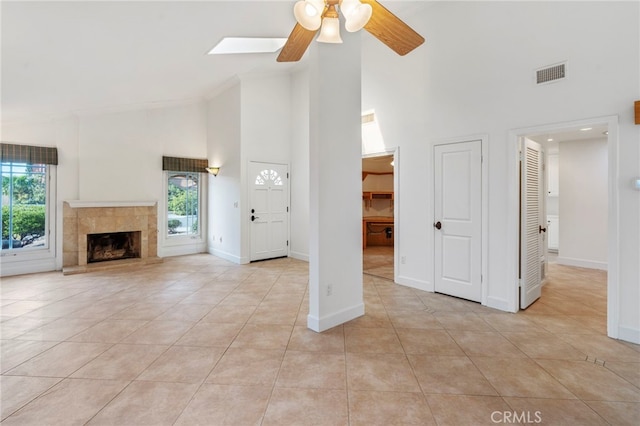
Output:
[
  {"xmin": 63, "ymin": 201, "xmax": 161, "ymax": 274},
  {"xmin": 66, "ymin": 200, "xmax": 156, "ymax": 208}
]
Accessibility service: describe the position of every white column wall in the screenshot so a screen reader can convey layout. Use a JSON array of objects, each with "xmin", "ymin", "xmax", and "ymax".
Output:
[{"xmin": 308, "ymin": 32, "xmax": 364, "ymax": 332}]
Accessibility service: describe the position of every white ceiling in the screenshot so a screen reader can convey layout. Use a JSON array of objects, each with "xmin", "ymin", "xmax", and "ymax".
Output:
[
  {"xmin": 527, "ymin": 124, "xmax": 609, "ymax": 146},
  {"xmin": 1, "ymin": 0, "xmax": 425, "ymax": 123}
]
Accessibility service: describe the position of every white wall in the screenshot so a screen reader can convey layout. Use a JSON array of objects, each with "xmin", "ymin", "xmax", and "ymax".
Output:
[
  {"xmin": 207, "ymin": 83, "xmax": 243, "ymax": 263},
  {"xmin": 361, "ymin": 1, "xmax": 639, "ymax": 340},
  {"xmin": 289, "ymin": 68, "xmax": 310, "ymax": 262},
  {"xmin": 78, "ymin": 103, "xmax": 207, "ymax": 202},
  {"xmin": 239, "ymin": 73, "xmax": 292, "ymax": 262},
  {"xmin": 361, "ymin": 6, "xmax": 429, "ymax": 291},
  {"xmin": 207, "ymin": 73, "xmax": 292, "ymax": 264},
  {"xmin": 558, "ymin": 138, "xmax": 608, "ymax": 269}
]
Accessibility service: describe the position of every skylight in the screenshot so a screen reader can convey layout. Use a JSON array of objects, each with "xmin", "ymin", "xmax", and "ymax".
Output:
[
  {"xmin": 361, "ymin": 111, "xmax": 386, "ymax": 155},
  {"xmin": 208, "ymin": 37, "xmax": 288, "ymax": 55}
]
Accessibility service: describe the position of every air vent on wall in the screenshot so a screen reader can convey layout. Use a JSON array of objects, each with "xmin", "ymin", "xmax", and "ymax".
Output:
[{"xmin": 536, "ymin": 63, "xmax": 566, "ymax": 85}]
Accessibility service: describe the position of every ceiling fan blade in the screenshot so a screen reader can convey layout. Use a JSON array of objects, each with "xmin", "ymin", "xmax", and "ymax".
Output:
[
  {"xmin": 277, "ymin": 23, "xmax": 318, "ymax": 62},
  {"xmin": 360, "ymin": 0, "xmax": 425, "ymax": 56}
]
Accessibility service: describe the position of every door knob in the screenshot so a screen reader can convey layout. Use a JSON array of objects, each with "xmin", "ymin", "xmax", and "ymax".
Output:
[
  {"xmin": 434, "ymin": 221, "xmax": 442, "ymax": 230},
  {"xmin": 251, "ymin": 209, "xmax": 255, "ymax": 213},
  {"xmin": 251, "ymin": 215, "xmax": 259, "ymax": 222},
  {"xmin": 539, "ymin": 225, "xmax": 547, "ymax": 233}
]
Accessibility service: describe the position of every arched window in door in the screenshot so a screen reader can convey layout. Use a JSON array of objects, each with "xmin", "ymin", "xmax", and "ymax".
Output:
[{"xmin": 255, "ymin": 169, "xmax": 283, "ymax": 186}]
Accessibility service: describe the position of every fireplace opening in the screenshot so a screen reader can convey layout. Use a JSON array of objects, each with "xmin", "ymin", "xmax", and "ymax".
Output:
[{"xmin": 87, "ymin": 231, "xmax": 141, "ymax": 263}]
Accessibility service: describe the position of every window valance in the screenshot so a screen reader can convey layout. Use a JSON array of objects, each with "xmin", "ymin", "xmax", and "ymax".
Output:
[
  {"xmin": 162, "ymin": 156, "xmax": 208, "ymax": 173},
  {"xmin": 0, "ymin": 143, "xmax": 59, "ymax": 165}
]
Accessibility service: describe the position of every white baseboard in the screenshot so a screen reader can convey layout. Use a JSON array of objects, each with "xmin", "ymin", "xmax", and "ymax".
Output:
[
  {"xmin": 290, "ymin": 251, "xmax": 309, "ymax": 262},
  {"xmin": 209, "ymin": 247, "xmax": 243, "ymax": 264},
  {"xmin": 617, "ymin": 325, "xmax": 640, "ymax": 344},
  {"xmin": 307, "ymin": 302, "xmax": 365, "ymax": 332},
  {"xmin": 396, "ymin": 275, "xmax": 432, "ymax": 292},
  {"xmin": 486, "ymin": 296, "xmax": 515, "ymax": 313},
  {"xmin": 556, "ymin": 256, "xmax": 607, "ymax": 271},
  {"xmin": 159, "ymin": 243, "xmax": 207, "ymax": 258},
  {"xmin": 0, "ymin": 257, "xmax": 57, "ymax": 277}
]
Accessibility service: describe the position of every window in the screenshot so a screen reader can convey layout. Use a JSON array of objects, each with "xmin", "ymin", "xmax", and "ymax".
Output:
[
  {"xmin": 255, "ymin": 169, "xmax": 283, "ymax": 186},
  {"xmin": 167, "ymin": 172, "xmax": 200, "ymax": 237},
  {"xmin": 1, "ymin": 162, "xmax": 50, "ymax": 251}
]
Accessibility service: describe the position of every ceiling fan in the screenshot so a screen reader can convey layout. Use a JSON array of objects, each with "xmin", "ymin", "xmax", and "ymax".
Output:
[{"xmin": 277, "ymin": 0, "xmax": 425, "ymax": 62}]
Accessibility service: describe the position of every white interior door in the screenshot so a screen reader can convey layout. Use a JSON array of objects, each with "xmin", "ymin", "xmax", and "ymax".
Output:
[
  {"xmin": 520, "ymin": 138, "xmax": 545, "ymax": 308},
  {"xmin": 249, "ymin": 162, "xmax": 289, "ymax": 262},
  {"xmin": 434, "ymin": 140, "xmax": 482, "ymax": 303}
]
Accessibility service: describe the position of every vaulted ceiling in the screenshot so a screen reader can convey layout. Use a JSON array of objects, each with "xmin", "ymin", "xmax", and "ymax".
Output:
[{"xmin": 1, "ymin": 0, "xmax": 424, "ymax": 123}]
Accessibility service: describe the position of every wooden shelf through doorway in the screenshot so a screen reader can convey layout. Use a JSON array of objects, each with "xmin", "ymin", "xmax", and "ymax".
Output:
[{"xmin": 363, "ymin": 191, "xmax": 394, "ymax": 209}]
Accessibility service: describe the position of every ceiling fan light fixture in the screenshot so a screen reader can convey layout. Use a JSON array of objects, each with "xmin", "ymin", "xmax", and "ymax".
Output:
[
  {"xmin": 317, "ymin": 16, "xmax": 343, "ymax": 43},
  {"xmin": 340, "ymin": 0, "xmax": 373, "ymax": 32},
  {"xmin": 294, "ymin": 0, "xmax": 324, "ymax": 31}
]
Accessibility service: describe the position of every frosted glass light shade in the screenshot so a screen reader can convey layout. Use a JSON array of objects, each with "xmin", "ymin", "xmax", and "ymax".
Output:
[
  {"xmin": 293, "ymin": 0, "xmax": 324, "ymax": 31},
  {"xmin": 339, "ymin": 0, "xmax": 358, "ymax": 16},
  {"xmin": 341, "ymin": 0, "xmax": 372, "ymax": 32},
  {"xmin": 316, "ymin": 17, "xmax": 343, "ymax": 43}
]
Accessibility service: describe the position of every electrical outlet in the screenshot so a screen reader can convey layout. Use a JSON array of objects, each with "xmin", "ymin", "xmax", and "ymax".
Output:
[
  {"xmin": 326, "ymin": 284, "xmax": 332, "ymax": 296},
  {"xmin": 401, "ymin": 256, "xmax": 406, "ymax": 264}
]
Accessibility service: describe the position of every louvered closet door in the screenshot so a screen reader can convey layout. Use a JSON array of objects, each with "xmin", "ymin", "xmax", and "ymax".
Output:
[{"xmin": 520, "ymin": 139, "xmax": 543, "ymax": 309}]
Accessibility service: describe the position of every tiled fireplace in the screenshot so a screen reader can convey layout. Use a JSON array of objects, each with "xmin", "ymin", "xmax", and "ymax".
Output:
[{"xmin": 63, "ymin": 201, "xmax": 161, "ymax": 274}]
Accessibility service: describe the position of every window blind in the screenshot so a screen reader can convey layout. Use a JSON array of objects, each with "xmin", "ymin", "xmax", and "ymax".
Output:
[
  {"xmin": 0, "ymin": 143, "xmax": 58, "ymax": 165},
  {"xmin": 162, "ymin": 156, "xmax": 208, "ymax": 173}
]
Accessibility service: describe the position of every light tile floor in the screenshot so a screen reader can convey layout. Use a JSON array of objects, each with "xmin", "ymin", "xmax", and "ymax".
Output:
[
  {"xmin": 1, "ymin": 254, "xmax": 639, "ymax": 425},
  {"xmin": 363, "ymin": 246, "xmax": 394, "ymax": 281}
]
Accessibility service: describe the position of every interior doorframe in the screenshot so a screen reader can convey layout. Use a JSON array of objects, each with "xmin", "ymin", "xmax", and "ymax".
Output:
[
  {"xmin": 431, "ymin": 134, "xmax": 489, "ymax": 305},
  {"xmin": 362, "ymin": 147, "xmax": 399, "ymax": 282},
  {"xmin": 507, "ymin": 115, "xmax": 619, "ymax": 338}
]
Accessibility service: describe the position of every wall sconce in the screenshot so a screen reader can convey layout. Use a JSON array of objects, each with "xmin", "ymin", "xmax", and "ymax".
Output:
[{"xmin": 206, "ymin": 167, "xmax": 220, "ymax": 176}]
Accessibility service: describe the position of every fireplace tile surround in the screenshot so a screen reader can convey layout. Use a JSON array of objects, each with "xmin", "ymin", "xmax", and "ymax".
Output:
[{"xmin": 63, "ymin": 201, "xmax": 161, "ymax": 274}]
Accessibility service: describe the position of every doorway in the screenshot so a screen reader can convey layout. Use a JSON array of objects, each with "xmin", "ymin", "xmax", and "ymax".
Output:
[
  {"xmin": 509, "ymin": 116, "xmax": 618, "ymax": 338},
  {"xmin": 248, "ymin": 161, "xmax": 290, "ymax": 262},
  {"xmin": 362, "ymin": 151, "xmax": 396, "ymax": 280}
]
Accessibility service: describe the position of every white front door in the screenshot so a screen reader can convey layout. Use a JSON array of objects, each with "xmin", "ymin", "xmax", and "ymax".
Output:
[
  {"xmin": 249, "ymin": 162, "xmax": 289, "ymax": 262},
  {"xmin": 520, "ymin": 138, "xmax": 545, "ymax": 308},
  {"xmin": 434, "ymin": 140, "xmax": 482, "ymax": 302}
]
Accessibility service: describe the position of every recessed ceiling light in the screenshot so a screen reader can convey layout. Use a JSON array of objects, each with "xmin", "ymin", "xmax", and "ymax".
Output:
[
  {"xmin": 208, "ymin": 37, "xmax": 288, "ymax": 55},
  {"xmin": 547, "ymin": 138, "xmax": 554, "ymax": 142},
  {"xmin": 603, "ymin": 130, "xmax": 609, "ymax": 136},
  {"xmin": 580, "ymin": 127, "xmax": 592, "ymax": 131}
]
